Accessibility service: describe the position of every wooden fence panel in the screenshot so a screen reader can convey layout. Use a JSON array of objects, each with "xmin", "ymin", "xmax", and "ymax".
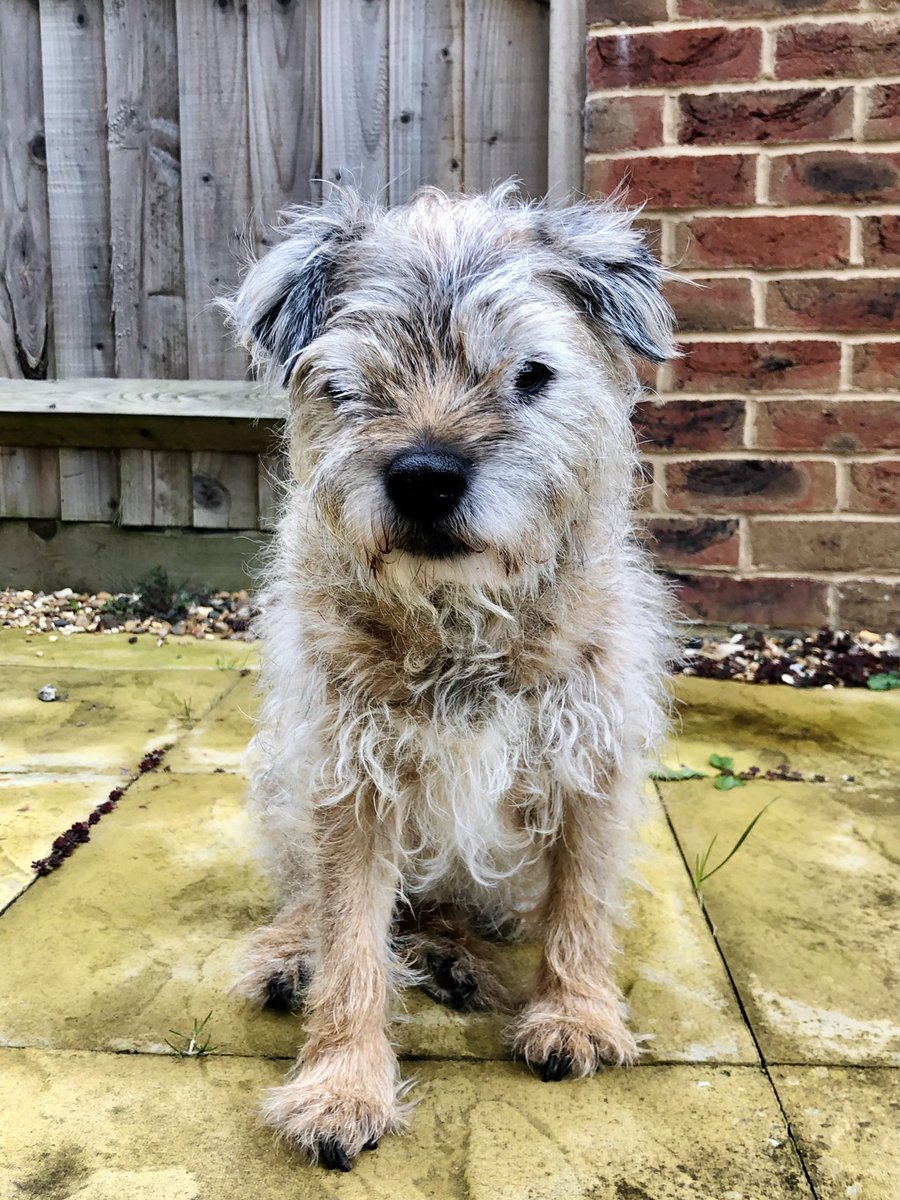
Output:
[
  {"xmin": 388, "ymin": 0, "xmax": 464, "ymax": 205},
  {"xmin": 0, "ymin": 448, "xmax": 60, "ymax": 518},
  {"xmin": 59, "ymin": 447, "xmax": 119, "ymax": 521},
  {"xmin": 105, "ymin": 0, "xmax": 187, "ymax": 377},
  {"xmin": 463, "ymin": 0, "xmax": 550, "ymax": 196},
  {"xmin": 0, "ymin": 2, "xmax": 51, "ymax": 379},
  {"xmin": 321, "ymin": 0, "xmax": 389, "ymax": 195},
  {"xmin": 176, "ymin": 0, "xmax": 251, "ymax": 379},
  {"xmin": 192, "ymin": 451, "xmax": 259, "ymax": 529},
  {"xmin": 248, "ymin": 0, "xmax": 322, "ymax": 243},
  {"xmin": 120, "ymin": 448, "xmax": 191, "ymax": 526},
  {"xmin": 40, "ymin": 0, "xmax": 115, "ymax": 377}
]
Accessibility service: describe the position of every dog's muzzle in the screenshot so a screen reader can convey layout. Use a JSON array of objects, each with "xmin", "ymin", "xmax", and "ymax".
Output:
[{"xmin": 384, "ymin": 447, "xmax": 472, "ymax": 558}]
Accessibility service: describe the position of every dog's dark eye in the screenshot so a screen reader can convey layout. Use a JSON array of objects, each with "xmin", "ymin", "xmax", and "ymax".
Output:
[{"xmin": 514, "ymin": 361, "xmax": 554, "ymax": 400}]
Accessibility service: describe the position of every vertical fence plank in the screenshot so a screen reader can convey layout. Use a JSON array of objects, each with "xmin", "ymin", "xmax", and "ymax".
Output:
[
  {"xmin": 121, "ymin": 448, "xmax": 192, "ymax": 526},
  {"xmin": 119, "ymin": 449, "xmax": 154, "ymax": 525},
  {"xmin": 0, "ymin": 1, "xmax": 51, "ymax": 379},
  {"xmin": 463, "ymin": 0, "xmax": 549, "ymax": 196},
  {"xmin": 248, "ymin": 0, "xmax": 321, "ymax": 244},
  {"xmin": 176, "ymin": 0, "xmax": 251, "ymax": 379},
  {"xmin": 192, "ymin": 451, "xmax": 258, "ymax": 529},
  {"xmin": 40, "ymin": 0, "xmax": 115, "ymax": 376},
  {"xmin": 59, "ymin": 448, "xmax": 119, "ymax": 521},
  {"xmin": 0, "ymin": 448, "xmax": 60, "ymax": 518},
  {"xmin": 321, "ymin": 0, "xmax": 389, "ymax": 197},
  {"xmin": 548, "ymin": 0, "xmax": 585, "ymax": 198},
  {"xmin": 388, "ymin": 0, "xmax": 464, "ymax": 204},
  {"xmin": 105, "ymin": 0, "xmax": 187, "ymax": 377}
]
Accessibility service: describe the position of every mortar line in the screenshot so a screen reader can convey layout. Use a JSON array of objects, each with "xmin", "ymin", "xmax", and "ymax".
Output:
[{"xmin": 654, "ymin": 779, "xmax": 822, "ymax": 1200}]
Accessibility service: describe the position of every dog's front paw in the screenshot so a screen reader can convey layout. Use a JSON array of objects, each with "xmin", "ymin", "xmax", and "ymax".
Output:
[
  {"xmin": 512, "ymin": 994, "xmax": 640, "ymax": 1080},
  {"xmin": 231, "ymin": 922, "xmax": 311, "ymax": 1012},
  {"xmin": 262, "ymin": 1051, "xmax": 409, "ymax": 1170}
]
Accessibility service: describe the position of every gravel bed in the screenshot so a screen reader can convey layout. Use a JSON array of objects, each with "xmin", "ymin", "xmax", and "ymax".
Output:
[{"xmin": 2, "ymin": 588, "xmax": 899, "ymax": 688}]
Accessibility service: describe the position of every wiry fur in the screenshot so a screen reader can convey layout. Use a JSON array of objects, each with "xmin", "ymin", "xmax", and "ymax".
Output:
[{"xmin": 223, "ymin": 184, "xmax": 677, "ymax": 1168}]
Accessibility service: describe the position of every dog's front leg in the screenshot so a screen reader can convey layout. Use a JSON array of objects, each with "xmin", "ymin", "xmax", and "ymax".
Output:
[
  {"xmin": 513, "ymin": 764, "xmax": 640, "ymax": 1081},
  {"xmin": 262, "ymin": 792, "xmax": 407, "ymax": 1169}
]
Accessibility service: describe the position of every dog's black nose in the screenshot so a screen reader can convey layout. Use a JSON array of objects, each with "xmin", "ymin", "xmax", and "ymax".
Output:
[{"xmin": 385, "ymin": 449, "xmax": 470, "ymax": 522}]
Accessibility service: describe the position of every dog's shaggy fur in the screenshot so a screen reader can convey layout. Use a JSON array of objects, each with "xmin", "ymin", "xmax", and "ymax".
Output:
[{"xmin": 224, "ymin": 184, "xmax": 676, "ymax": 1170}]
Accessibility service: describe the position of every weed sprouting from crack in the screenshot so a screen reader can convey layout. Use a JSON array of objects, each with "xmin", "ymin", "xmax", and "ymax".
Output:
[{"xmin": 166, "ymin": 1012, "xmax": 217, "ymax": 1059}]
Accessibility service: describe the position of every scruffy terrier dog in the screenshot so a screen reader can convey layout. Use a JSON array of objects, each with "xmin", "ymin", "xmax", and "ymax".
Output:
[{"xmin": 225, "ymin": 184, "xmax": 675, "ymax": 1171}]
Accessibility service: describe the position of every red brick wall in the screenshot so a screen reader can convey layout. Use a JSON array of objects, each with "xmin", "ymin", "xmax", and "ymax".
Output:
[{"xmin": 586, "ymin": 2, "xmax": 900, "ymax": 629}]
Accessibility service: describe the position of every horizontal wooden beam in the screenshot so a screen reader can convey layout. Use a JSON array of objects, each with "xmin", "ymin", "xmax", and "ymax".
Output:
[{"xmin": 0, "ymin": 379, "xmax": 287, "ymax": 451}]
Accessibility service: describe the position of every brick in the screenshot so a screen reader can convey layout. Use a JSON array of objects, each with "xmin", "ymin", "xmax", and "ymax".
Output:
[
  {"xmin": 667, "ymin": 277, "xmax": 755, "ymax": 333},
  {"xmin": 766, "ymin": 278, "xmax": 900, "ymax": 333},
  {"xmin": 587, "ymin": 0, "xmax": 668, "ymax": 24},
  {"xmin": 852, "ymin": 343, "xmax": 900, "ymax": 391},
  {"xmin": 646, "ymin": 517, "xmax": 741, "ymax": 568},
  {"xmin": 775, "ymin": 20, "xmax": 900, "ymax": 79},
  {"xmin": 678, "ymin": 87, "xmax": 853, "ymax": 146},
  {"xmin": 586, "ymin": 154, "xmax": 756, "ymax": 209},
  {"xmin": 674, "ymin": 215, "xmax": 851, "ymax": 271},
  {"xmin": 664, "ymin": 458, "xmax": 836, "ymax": 513},
  {"xmin": 634, "ymin": 398, "xmax": 745, "ymax": 451},
  {"xmin": 755, "ymin": 400, "xmax": 900, "ymax": 452},
  {"xmin": 862, "ymin": 216, "xmax": 900, "ymax": 268},
  {"xmin": 864, "ymin": 84, "xmax": 900, "ymax": 141},
  {"xmin": 678, "ymin": 0, "xmax": 857, "ymax": 17},
  {"xmin": 585, "ymin": 96, "xmax": 664, "ymax": 154},
  {"xmin": 836, "ymin": 580, "xmax": 900, "ymax": 629},
  {"xmin": 588, "ymin": 27, "xmax": 761, "ymax": 90},
  {"xmin": 751, "ymin": 518, "xmax": 900, "ymax": 571},
  {"xmin": 846, "ymin": 461, "xmax": 900, "ymax": 513},
  {"xmin": 769, "ymin": 151, "xmax": 900, "ymax": 205},
  {"xmin": 671, "ymin": 573, "xmax": 830, "ymax": 628},
  {"xmin": 667, "ymin": 340, "xmax": 842, "ymax": 393}
]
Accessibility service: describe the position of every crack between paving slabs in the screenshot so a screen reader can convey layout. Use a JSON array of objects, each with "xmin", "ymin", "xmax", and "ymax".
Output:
[
  {"xmin": 0, "ymin": 670, "xmax": 248, "ymax": 922},
  {"xmin": 653, "ymin": 780, "xmax": 823, "ymax": 1200}
]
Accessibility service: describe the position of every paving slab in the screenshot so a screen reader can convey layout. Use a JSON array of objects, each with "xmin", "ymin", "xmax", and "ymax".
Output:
[
  {"xmin": 661, "ymin": 685, "xmax": 900, "ymax": 1066},
  {"xmin": 0, "ymin": 667, "xmax": 238, "ymax": 774},
  {"xmin": 0, "ymin": 772, "xmax": 754, "ymax": 1064},
  {"xmin": 166, "ymin": 674, "xmax": 258, "ymax": 773},
  {"xmin": 0, "ymin": 775, "xmax": 114, "ymax": 910},
  {"xmin": 0, "ymin": 1050, "xmax": 811, "ymax": 1200},
  {"xmin": 0, "ymin": 627, "xmax": 257, "ymax": 671},
  {"xmin": 771, "ymin": 1066, "xmax": 900, "ymax": 1200}
]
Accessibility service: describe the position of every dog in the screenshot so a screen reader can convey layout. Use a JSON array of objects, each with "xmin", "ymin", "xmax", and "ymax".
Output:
[{"xmin": 224, "ymin": 184, "xmax": 676, "ymax": 1171}]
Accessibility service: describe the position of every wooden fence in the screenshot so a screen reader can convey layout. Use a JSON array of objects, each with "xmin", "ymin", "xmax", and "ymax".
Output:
[{"xmin": 0, "ymin": 0, "xmax": 584, "ymax": 588}]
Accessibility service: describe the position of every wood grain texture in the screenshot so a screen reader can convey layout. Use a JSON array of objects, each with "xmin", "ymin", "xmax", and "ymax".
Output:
[
  {"xmin": 0, "ymin": 1, "xmax": 51, "ymax": 379},
  {"xmin": 548, "ymin": 0, "xmax": 585, "ymax": 198},
  {"xmin": 40, "ymin": 0, "xmax": 115, "ymax": 376},
  {"xmin": 388, "ymin": 0, "xmax": 464, "ymax": 204},
  {"xmin": 248, "ymin": 0, "xmax": 321, "ymax": 246},
  {"xmin": 463, "ymin": 0, "xmax": 549, "ymax": 196},
  {"xmin": 120, "ymin": 448, "xmax": 191, "ymax": 526},
  {"xmin": 105, "ymin": 0, "xmax": 187, "ymax": 377},
  {"xmin": 321, "ymin": 0, "xmax": 389, "ymax": 196},
  {"xmin": 0, "ymin": 447, "xmax": 60, "ymax": 518},
  {"xmin": 59, "ymin": 447, "xmax": 119, "ymax": 521},
  {"xmin": 192, "ymin": 451, "xmax": 258, "ymax": 529},
  {"xmin": 176, "ymin": 0, "xmax": 251, "ymax": 378},
  {"xmin": 0, "ymin": 378, "xmax": 279, "ymax": 418}
]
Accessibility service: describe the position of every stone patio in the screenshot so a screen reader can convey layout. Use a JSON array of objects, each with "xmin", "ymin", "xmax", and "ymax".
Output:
[{"xmin": 0, "ymin": 630, "xmax": 896, "ymax": 1198}]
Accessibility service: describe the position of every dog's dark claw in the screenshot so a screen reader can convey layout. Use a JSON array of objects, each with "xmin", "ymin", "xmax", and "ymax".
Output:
[
  {"xmin": 264, "ymin": 974, "xmax": 297, "ymax": 1013},
  {"xmin": 540, "ymin": 1052, "xmax": 573, "ymax": 1082},
  {"xmin": 363, "ymin": 1137, "xmax": 379, "ymax": 1151},
  {"xmin": 319, "ymin": 1139, "xmax": 352, "ymax": 1172},
  {"xmin": 434, "ymin": 955, "xmax": 478, "ymax": 1010}
]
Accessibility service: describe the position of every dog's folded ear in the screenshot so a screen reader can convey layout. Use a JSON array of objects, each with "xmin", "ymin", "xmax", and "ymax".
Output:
[
  {"xmin": 536, "ymin": 202, "xmax": 676, "ymax": 364},
  {"xmin": 223, "ymin": 191, "xmax": 369, "ymax": 387}
]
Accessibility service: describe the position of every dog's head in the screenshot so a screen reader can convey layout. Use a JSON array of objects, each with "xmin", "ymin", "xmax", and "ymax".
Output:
[{"xmin": 227, "ymin": 185, "xmax": 674, "ymax": 587}]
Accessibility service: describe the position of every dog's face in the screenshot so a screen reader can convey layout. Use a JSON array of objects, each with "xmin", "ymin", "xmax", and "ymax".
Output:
[{"xmin": 229, "ymin": 187, "xmax": 674, "ymax": 586}]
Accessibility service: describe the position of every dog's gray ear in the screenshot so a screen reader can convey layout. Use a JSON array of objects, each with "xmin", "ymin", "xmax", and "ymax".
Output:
[
  {"xmin": 538, "ymin": 203, "xmax": 676, "ymax": 364},
  {"xmin": 224, "ymin": 193, "xmax": 368, "ymax": 386}
]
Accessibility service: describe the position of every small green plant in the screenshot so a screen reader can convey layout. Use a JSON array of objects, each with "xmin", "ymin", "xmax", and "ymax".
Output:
[
  {"xmin": 708, "ymin": 753, "xmax": 746, "ymax": 791},
  {"xmin": 691, "ymin": 799, "xmax": 776, "ymax": 895},
  {"xmin": 179, "ymin": 698, "xmax": 195, "ymax": 728},
  {"xmin": 102, "ymin": 567, "xmax": 214, "ymax": 623},
  {"xmin": 165, "ymin": 1012, "xmax": 216, "ymax": 1059},
  {"xmin": 867, "ymin": 671, "xmax": 900, "ymax": 691}
]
